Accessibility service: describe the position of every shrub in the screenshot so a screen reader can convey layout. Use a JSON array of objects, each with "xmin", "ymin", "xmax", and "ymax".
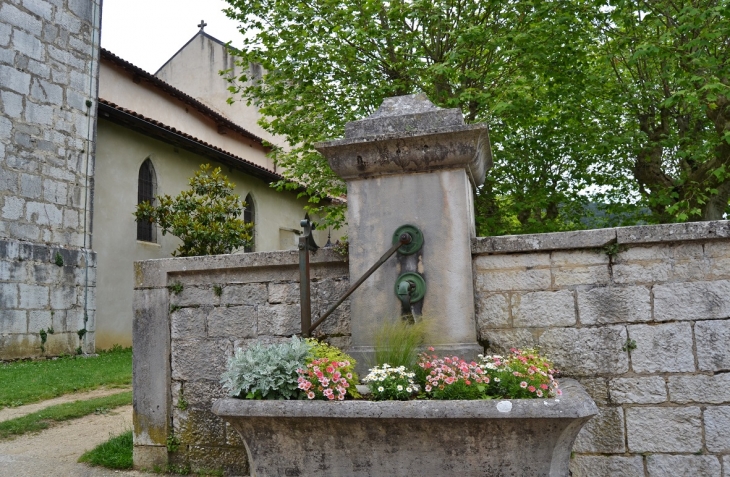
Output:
[
  {"xmin": 220, "ymin": 337, "xmax": 312, "ymax": 400},
  {"xmin": 134, "ymin": 164, "xmax": 252, "ymax": 257}
]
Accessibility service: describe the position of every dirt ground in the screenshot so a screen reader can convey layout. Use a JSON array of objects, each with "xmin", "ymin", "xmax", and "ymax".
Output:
[{"xmin": 0, "ymin": 387, "xmax": 146, "ymax": 476}]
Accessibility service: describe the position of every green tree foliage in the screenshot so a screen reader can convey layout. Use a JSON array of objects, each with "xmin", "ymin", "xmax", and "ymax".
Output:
[
  {"xmin": 222, "ymin": 0, "xmax": 730, "ymax": 234},
  {"xmin": 134, "ymin": 164, "xmax": 252, "ymax": 256},
  {"xmin": 595, "ymin": 0, "xmax": 730, "ymax": 221}
]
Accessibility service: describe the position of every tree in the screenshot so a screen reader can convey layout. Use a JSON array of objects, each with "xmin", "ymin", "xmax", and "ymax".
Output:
[
  {"xmin": 222, "ymin": 0, "xmax": 730, "ymax": 234},
  {"xmin": 134, "ymin": 164, "xmax": 252, "ymax": 257},
  {"xmin": 595, "ymin": 0, "xmax": 730, "ymax": 221}
]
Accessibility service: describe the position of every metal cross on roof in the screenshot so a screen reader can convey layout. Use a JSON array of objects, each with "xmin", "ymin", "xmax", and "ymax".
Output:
[{"xmin": 198, "ymin": 20, "xmax": 207, "ymax": 31}]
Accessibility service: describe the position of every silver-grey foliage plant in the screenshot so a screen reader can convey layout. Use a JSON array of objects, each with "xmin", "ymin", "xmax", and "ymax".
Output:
[{"xmin": 220, "ymin": 336, "xmax": 312, "ymax": 400}]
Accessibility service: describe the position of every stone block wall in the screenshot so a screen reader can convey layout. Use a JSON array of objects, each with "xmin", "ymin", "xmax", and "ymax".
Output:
[
  {"xmin": 0, "ymin": 0, "xmax": 101, "ymax": 358},
  {"xmin": 473, "ymin": 221, "xmax": 730, "ymax": 477},
  {"xmin": 135, "ymin": 220, "xmax": 730, "ymax": 476},
  {"xmin": 133, "ymin": 250, "xmax": 349, "ymax": 474},
  {"xmin": 0, "ymin": 238, "xmax": 95, "ymax": 357}
]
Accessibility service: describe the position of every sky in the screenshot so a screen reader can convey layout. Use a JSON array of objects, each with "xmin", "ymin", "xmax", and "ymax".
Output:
[{"xmin": 100, "ymin": 0, "xmax": 243, "ymax": 74}]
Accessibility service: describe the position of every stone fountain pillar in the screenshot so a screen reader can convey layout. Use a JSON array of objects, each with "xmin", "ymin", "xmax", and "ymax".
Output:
[{"xmin": 315, "ymin": 94, "xmax": 492, "ymax": 368}]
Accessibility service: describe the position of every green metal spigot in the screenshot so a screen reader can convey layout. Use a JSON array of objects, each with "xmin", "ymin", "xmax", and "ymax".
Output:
[
  {"xmin": 397, "ymin": 280, "xmax": 415, "ymax": 308},
  {"xmin": 394, "ymin": 272, "xmax": 426, "ymax": 309}
]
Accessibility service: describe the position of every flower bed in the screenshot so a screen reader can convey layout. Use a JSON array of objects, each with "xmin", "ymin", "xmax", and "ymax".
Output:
[
  {"xmin": 213, "ymin": 378, "xmax": 596, "ymax": 476},
  {"xmin": 213, "ymin": 338, "xmax": 597, "ymax": 476}
]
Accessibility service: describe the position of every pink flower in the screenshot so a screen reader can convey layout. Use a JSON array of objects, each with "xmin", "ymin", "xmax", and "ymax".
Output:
[
  {"xmin": 327, "ymin": 394, "xmax": 335, "ymax": 400},
  {"xmin": 556, "ymin": 389, "xmax": 563, "ymax": 396},
  {"xmin": 520, "ymin": 381, "xmax": 528, "ymax": 388},
  {"xmin": 326, "ymin": 366, "xmax": 334, "ymax": 373},
  {"xmin": 528, "ymin": 386, "xmax": 536, "ymax": 392},
  {"xmin": 444, "ymin": 377, "xmax": 455, "ymax": 385},
  {"xmin": 425, "ymin": 385, "xmax": 432, "ymax": 392},
  {"xmin": 307, "ymin": 391, "xmax": 315, "ymax": 399},
  {"xmin": 332, "ymin": 372, "xmax": 342, "ymax": 381},
  {"xmin": 536, "ymin": 390, "xmax": 543, "ymax": 397},
  {"xmin": 540, "ymin": 384, "xmax": 548, "ymax": 390},
  {"xmin": 346, "ymin": 373, "xmax": 353, "ymax": 380}
]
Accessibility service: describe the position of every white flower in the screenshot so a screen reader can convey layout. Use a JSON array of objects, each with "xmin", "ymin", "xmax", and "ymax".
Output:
[
  {"xmin": 396, "ymin": 385, "xmax": 403, "ymax": 391},
  {"xmin": 378, "ymin": 386, "xmax": 384, "ymax": 392}
]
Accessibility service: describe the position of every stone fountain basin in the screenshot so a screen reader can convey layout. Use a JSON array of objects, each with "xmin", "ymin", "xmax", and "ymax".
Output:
[{"xmin": 212, "ymin": 379, "xmax": 596, "ymax": 477}]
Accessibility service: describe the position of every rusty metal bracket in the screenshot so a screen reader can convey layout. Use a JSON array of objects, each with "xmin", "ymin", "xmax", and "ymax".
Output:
[{"xmin": 299, "ymin": 219, "xmax": 318, "ymax": 337}]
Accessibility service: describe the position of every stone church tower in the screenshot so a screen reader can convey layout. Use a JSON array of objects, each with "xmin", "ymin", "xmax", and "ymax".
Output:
[{"xmin": 0, "ymin": 0, "xmax": 101, "ymax": 359}]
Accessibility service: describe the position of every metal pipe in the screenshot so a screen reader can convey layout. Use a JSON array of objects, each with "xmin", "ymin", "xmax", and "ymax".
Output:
[
  {"xmin": 299, "ymin": 233, "xmax": 312, "ymax": 337},
  {"xmin": 308, "ymin": 233, "xmax": 412, "ymax": 334}
]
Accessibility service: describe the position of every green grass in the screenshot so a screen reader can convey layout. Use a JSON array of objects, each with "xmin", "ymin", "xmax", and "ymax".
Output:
[
  {"xmin": 0, "ymin": 347, "xmax": 132, "ymax": 409},
  {"xmin": 78, "ymin": 430, "xmax": 133, "ymax": 470},
  {"xmin": 0, "ymin": 391, "xmax": 132, "ymax": 439}
]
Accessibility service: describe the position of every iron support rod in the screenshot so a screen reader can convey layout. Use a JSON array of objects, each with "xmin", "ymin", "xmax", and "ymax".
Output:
[
  {"xmin": 299, "ymin": 234, "xmax": 312, "ymax": 337},
  {"xmin": 309, "ymin": 233, "xmax": 412, "ymax": 334}
]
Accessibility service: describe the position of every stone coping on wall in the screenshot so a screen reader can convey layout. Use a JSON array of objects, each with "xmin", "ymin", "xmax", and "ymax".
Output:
[
  {"xmin": 472, "ymin": 220, "xmax": 730, "ymax": 255},
  {"xmin": 134, "ymin": 248, "xmax": 348, "ymax": 288}
]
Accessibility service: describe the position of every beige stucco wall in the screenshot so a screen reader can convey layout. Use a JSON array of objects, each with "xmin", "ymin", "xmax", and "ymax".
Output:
[
  {"xmin": 99, "ymin": 59, "xmax": 276, "ymax": 171},
  {"xmin": 155, "ymin": 33, "xmax": 285, "ymax": 148},
  {"xmin": 93, "ymin": 120, "xmax": 334, "ymax": 349}
]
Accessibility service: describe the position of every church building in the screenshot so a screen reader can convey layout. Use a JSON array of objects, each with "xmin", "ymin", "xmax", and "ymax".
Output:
[{"xmin": 93, "ymin": 26, "xmax": 335, "ymax": 349}]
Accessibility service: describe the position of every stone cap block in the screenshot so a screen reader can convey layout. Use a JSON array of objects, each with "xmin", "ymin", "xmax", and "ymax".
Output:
[
  {"xmin": 213, "ymin": 379, "xmax": 596, "ymax": 420},
  {"xmin": 472, "ymin": 220, "xmax": 730, "ymax": 255},
  {"xmin": 473, "ymin": 228, "xmax": 616, "ymax": 255},
  {"xmin": 344, "ymin": 94, "xmax": 464, "ymax": 138},
  {"xmin": 134, "ymin": 249, "xmax": 347, "ymax": 288},
  {"xmin": 616, "ymin": 221, "xmax": 730, "ymax": 244},
  {"xmin": 316, "ymin": 95, "xmax": 491, "ymax": 186}
]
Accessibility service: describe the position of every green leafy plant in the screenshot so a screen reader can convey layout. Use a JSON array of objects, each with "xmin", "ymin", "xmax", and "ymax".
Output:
[
  {"xmin": 168, "ymin": 282, "xmax": 184, "ymax": 295},
  {"xmin": 213, "ymin": 285, "xmax": 223, "ymax": 297},
  {"xmin": 77, "ymin": 328, "xmax": 87, "ymax": 339},
  {"xmin": 134, "ymin": 164, "xmax": 253, "ymax": 257},
  {"xmin": 177, "ymin": 388, "xmax": 189, "ymax": 411},
  {"xmin": 39, "ymin": 328, "xmax": 48, "ymax": 353},
  {"xmin": 54, "ymin": 252, "xmax": 64, "ymax": 267},
  {"xmin": 166, "ymin": 434, "xmax": 180, "ymax": 453},
  {"xmin": 622, "ymin": 338, "xmax": 637, "ymax": 352},
  {"xmin": 221, "ymin": 336, "xmax": 312, "ymax": 400},
  {"xmin": 601, "ymin": 242, "xmax": 624, "ymax": 259}
]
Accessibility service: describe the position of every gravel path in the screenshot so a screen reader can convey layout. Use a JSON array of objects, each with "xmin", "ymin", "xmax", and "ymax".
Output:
[{"xmin": 0, "ymin": 404, "xmax": 146, "ymax": 476}]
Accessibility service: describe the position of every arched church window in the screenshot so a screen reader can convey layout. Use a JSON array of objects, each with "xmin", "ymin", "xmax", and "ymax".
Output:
[
  {"xmin": 137, "ymin": 158, "xmax": 157, "ymax": 242},
  {"xmin": 244, "ymin": 193, "xmax": 255, "ymax": 252}
]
